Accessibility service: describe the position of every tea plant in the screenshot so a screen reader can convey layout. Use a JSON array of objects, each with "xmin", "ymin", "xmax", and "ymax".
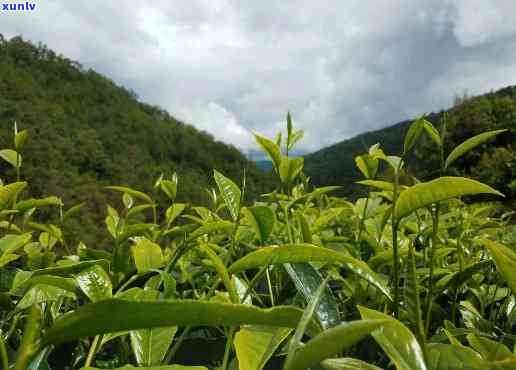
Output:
[{"xmin": 0, "ymin": 114, "xmax": 515, "ymax": 370}]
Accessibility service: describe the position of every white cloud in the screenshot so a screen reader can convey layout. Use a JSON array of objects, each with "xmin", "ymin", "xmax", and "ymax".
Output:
[
  {"xmin": 3, "ymin": 0, "xmax": 516, "ymax": 153},
  {"xmin": 450, "ymin": 0, "xmax": 516, "ymax": 47}
]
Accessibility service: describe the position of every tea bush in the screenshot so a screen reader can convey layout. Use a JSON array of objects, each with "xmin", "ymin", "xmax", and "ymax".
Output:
[{"xmin": 0, "ymin": 114, "xmax": 515, "ymax": 370}]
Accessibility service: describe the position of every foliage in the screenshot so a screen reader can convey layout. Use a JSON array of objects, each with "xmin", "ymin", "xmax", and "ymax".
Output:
[{"xmin": 1, "ymin": 110, "xmax": 515, "ymax": 370}]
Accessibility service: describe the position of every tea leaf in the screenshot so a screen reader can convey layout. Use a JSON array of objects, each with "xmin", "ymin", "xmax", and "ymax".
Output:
[
  {"xmin": 243, "ymin": 206, "xmax": 275, "ymax": 244},
  {"xmin": 358, "ymin": 306, "xmax": 427, "ymax": 370},
  {"xmin": 284, "ymin": 263, "xmax": 340, "ymax": 330},
  {"xmin": 75, "ymin": 265, "xmax": 112, "ymax": 302},
  {"xmin": 395, "ymin": 177, "xmax": 503, "ymax": 220},
  {"xmin": 484, "ymin": 240, "xmax": 516, "ymax": 294},
  {"xmin": 234, "ymin": 326, "xmax": 291, "ymax": 370},
  {"xmin": 42, "ymin": 300, "xmax": 318, "ymax": 346},
  {"xmin": 285, "ymin": 320, "xmax": 387, "ymax": 370},
  {"xmin": 229, "ymin": 244, "xmax": 391, "ymax": 300},
  {"xmin": 214, "ymin": 170, "xmax": 241, "ymax": 221},
  {"xmin": 445, "ymin": 129, "xmax": 507, "ymax": 170},
  {"xmin": 254, "ymin": 133, "xmax": 282, "ymax": 171},
  {"xmin": 0, "ymin": 149, "xmax": 21, "ymax": 168}
]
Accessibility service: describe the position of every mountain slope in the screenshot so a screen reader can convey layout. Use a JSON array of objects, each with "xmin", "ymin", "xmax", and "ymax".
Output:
[
  {"xmin": 305, "ymin": 86, "xmax": 516, "ymax": 200},
  {"xmin": 0, "ymin": 35, "xmax": 276, "ymax": 245}
]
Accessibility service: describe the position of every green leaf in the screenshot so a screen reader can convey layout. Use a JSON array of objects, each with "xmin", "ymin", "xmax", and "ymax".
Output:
[
  {"xmin": 16, "ymin": 197, "xmax": 63, "ymax": 212},
  {"xmin": 284, "ymin": 263, "xmax": 340, "ymax": 330},
  {"xmin": 357, "ymin": 180, "xmax": 394, "ymax": 192},
  {"xmin": 422, "ymin": 121, "xmax": 441, "ymax": 148},
  {"xmin": 484, "ymin": 240, "xmax": 516, "ymax": 294},
  {"xmin": 234, "ymin": 326, "xmax": 292, "ymax": 370},
  {"xmin": 355, "ymin": 155, "xmax": 379, "ymax": 180},
  {"xmin": 297, "ymin": 213, "xmax": 312, "ymax": 244},
  {"xmin": 279, "ymin": 156, "xmax": 304, "ymax": 184},
  {"xmin": 13, "ymin": 274, "xmax": 78, "ymax": 295},
  {"xmin": 0, "ymin": 253, "xmax": 21, "ymax": 267},
  {"xmin": 285, "ymin": 320, "xmax": 387, "ymax": 370},
  {"xmin": 128, "ymin": 290, "xmax": 178, "ymax": 366},
  {"xmin": 288, "ymin": 131, "xmax": 304, "ymax": 151},
  {"xmin": 426, "ymin": 343, "xmax": 485, "ymax": 370},
  {"xmin": 31, "ymin": 260, "xmax": 110, "ymax": 277},
  {"xmin": 75, "ymin": 265, "xmax": 112, "ymax": 302},
  {"xmin": 229, "ymin": 244, "xmax": 391, "ymax": 300},
  {"xmin": 467, "ymin": 334, "xmax": 514, "ymax": 363},
  {"xmin": 17, "ymin": 284, "xmax": 76, "ymax": 310},
  {"xmin": 358, "ymin": 306, "xmax": 427, "ymax": 370},
  {"xmin": 243, "ymin": 206, "xmax": 275, "ymax": 244},
  {"xmin": 445, "ymin": 129, "xmax": 507, "ymax": 170},
  {"xmin": 198, "ymin": 243, "xmax": 238, "ymax": 303},
  {"xmin": 435, "ymin": 260, "xmax": 493, "ymax": 296},
  {"xmin": 187, "ymin": 221, "xmax": 233, "ymax": 241},
  {"xmin": 132, "ymin": 238, "xmax": 163, "ymax": 273},
  {"xmin": 214, "ymin": 170, "xmax": 241, "ymax": 221},
  {"xmin": 404, "ymin": 117, "xmax": 425, "ymax": 155},
  {"xmin": 254, "ymin": 133, "xmax": 282, "ymax": 171},
  {"xmin": 287, "ymin": 112, "xmax": 293, "ymax": 137},
  {"xmin": 41, "ymin": 300, "xmax": 318, "ymax": 346},
  {"xmin": 321, "ymin": 358, "xmax": 384, "ymax": 370},
  {"xmin": 82, "ymin": 366, "xmax": 207, "ymax": 370},
  {"xmin": 105, "ymin": 186, "xmax": 154, "ymax": 204},
  {"xmin": 285, "ymin": 276, "xmax": 330, "ymax": 370},
  {"xmin": 0, "ymin": 233, "xmax": 32, "ymax": 255},
  {"xmin": 159, "ymin": 175, "xmax": 178, "ymax": 200},
  {"xmin": 26, "ymin": 346, "xmax": 51, "ymax": 370},
  {"xmin": 395, "ymin": 177, "xmax": 503, "ymax": 220},
  {"xmin": 14, "ymin": 129, "xmax": 28, "ymax": 150},
  {"xmin": 0, "ymin": 149, "xmax": 21, "ymax": 168},
  {"xmin": 165, "ymin": 203, "xmax": 186, "ymax": 226},
  {"xmin": 0, "ymin": 182, "xmax": 27, "ymax": 210}
]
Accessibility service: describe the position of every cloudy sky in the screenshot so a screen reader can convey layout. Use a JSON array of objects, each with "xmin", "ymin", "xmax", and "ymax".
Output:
[{"xmin": 3, "ymin": 0, "xmax": 516, "ymax": 153}]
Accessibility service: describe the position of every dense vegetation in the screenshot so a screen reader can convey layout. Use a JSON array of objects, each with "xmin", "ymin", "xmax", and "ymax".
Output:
[
  {"xmin": 0, "ymin": 35, "xmax": 276, "ymax": 246},
  {"xmin": 305, "ymin": 86, "xmax": 516, "ymax": 204},
  {"xmin": 1, "ymin": 113, "xmax": 516, "ymax": 370}
]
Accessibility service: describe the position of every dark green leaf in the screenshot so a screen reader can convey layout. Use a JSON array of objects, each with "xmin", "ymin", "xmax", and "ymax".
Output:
[{"xmin": 229, "ymin": 244, "xmax": 391, "ymax": 300}]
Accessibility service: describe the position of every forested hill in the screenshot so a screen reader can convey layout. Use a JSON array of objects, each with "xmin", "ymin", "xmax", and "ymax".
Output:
[
  {"xmin": 0, "ymin": 35, "xmax": 275, "ymax": 245},
  {"xmin": 305, "ymin": 86, "xmax": 516, "ymax": 202}
]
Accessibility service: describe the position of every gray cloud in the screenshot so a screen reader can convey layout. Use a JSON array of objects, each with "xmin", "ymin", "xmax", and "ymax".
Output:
[{"xmin": 3, "ymin": 0, "xmax": 516, "ymax": 152}]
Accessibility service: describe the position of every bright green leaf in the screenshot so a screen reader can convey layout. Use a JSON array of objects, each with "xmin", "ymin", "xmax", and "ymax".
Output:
[
  {"xmin": 75, "ymin": 265, "xmax": 112, "ymax": 302},
  {"xmin": 214, "ymin": 170, "xmax": 241, "ymax": 222},
  {"xmin": 358, "ymin": 306, "xmax": 427, "ymax": 370},
  {"xmin": 445, "ymin": 130, "xmax": 507, "ymax": 170},
  {"xmin": 234, "ymin": 326, "xmax": 292, "ymax": 370},
  {"xmin": 395, "ymin": 177, "xmax": 503, "ymax": 220},
  {"xmin": 285, "ymin": 320, "xmax": 387, "ymax": 370}
]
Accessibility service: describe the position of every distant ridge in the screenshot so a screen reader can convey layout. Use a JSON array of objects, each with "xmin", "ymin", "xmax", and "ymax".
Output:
[
  {"xmin": 305, "ymin": 86, "xmax": 516, "ymax": 201},
  {"xmin": 0, "ymin": 35, "xmax": 276, "ymax": 244}
]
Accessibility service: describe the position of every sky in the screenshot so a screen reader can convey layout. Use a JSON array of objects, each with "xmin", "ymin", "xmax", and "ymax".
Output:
[{"xmin": 3, "ymin": 0, "xmax": 516, "ymax": 154}]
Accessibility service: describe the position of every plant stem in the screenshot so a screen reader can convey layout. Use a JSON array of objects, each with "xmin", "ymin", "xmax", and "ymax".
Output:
[
  {"xmin": 0, "ymin": 330, "xmax": 9, "ymax": 370},
  {"xmin": 221, "ymin": 327, "xmax": 236, "ymax": 370},
  {"xmin": 391, "ymin": 162, "xmax": 402, "ymax": 317},
  {"xmin": 356, "ymin": 192, "xmax": 370, "ymax": 255},
  {"xmin": 392, "ymin": 219, "xmax": 399, "ymax": 317},
  {"xmin": 84, "ymin": 334, "xmax": 101, "ymax": 367},
  {"xmin": 425, "ymin": 203, "xmax": 440, "ymax": 336},
  {"xmin": 164, "ymin": 326, "xmax": 191, "ymax": 364},
  {"xmin": 14, "ymin": 305, "xmax": 41, "ymax": 370},
  {"xmin": 266, "ymin": 267, "xmax": 275, "ymax": 306}
]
